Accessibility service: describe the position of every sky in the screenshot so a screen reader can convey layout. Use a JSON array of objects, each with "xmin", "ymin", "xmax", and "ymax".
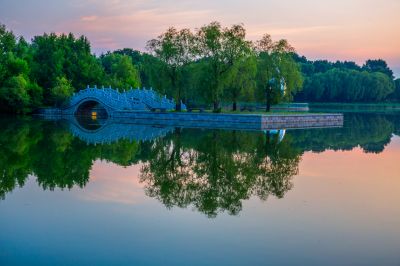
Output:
[{"xmin": 1, "ymin": 0, "xmax": 399, "ymax": 76}]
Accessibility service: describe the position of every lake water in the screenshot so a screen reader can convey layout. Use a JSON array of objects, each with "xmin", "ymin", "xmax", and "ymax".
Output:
[{"xmin": 0, "ymin": 113, "xmax": 399, "ymax": 265}]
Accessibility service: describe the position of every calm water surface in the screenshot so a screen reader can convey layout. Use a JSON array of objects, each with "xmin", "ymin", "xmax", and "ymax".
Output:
[{"xmin": 0, "ymin": 113, "xmax": 399, "ymax": 265}]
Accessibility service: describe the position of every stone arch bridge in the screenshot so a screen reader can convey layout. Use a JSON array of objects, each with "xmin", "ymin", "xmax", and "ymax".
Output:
[{"xmin": 61, "ymin": 86, "xmax": 184, "ymax": 117}]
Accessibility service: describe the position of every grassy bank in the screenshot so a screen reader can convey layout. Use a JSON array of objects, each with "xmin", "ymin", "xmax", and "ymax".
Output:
[
  {"xmin": 309, "ymin": 102, "xmax": 400, "ymax": 112},
  {"xmin": 165, "ymin": 109, "xmax": 315, "ymax": 115}
]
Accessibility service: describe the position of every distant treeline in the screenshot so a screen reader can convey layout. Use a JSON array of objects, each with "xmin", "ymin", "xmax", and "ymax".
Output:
[{"xmin": 294, "ymin": 55, "xmax": 399, "ymax": 102}]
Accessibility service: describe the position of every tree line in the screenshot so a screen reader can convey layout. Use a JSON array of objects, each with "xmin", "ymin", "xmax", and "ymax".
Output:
[
  {"xmin": 0, "ymin": 24, "xmax": 141, "ymax": 113},
  {"xmin": 0, "ymin": 22, "xmax": 302, "ymax": 113},
  {"xmin": 1, "ymin": 22, "xmax": 399, "ymax": 114},
  {"xmin": 294, "ymin": 55, "xmax": 399, "ymax": 102}
]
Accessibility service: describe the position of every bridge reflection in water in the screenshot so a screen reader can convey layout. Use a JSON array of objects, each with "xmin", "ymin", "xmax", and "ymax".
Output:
[
  {"xmin": 41, "ymin": 114, "xmax": 291, "ymax": 145},
  {"xmin": 69, "ymin": 116, "xmax": 175, "ymax": 144}
]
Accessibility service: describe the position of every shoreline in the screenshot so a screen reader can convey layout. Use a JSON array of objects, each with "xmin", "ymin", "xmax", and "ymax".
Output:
[{"xmin": 37, "ymin": 109, "xmax": 344, "ymax": 131}]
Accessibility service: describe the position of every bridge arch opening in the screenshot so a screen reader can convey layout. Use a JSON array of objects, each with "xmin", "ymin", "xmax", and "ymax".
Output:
[
  {"xmin": 75, "ymin": 100, "xmax": 109, "ymax": 118},
  {"xmin": 74, "ymin": 100, "xmax": 109, "ymax": 130}
]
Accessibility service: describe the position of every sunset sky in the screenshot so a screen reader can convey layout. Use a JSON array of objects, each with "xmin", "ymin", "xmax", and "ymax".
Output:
[{"xmin": 1, "ymin": 0, "xmax": 399, "ymax": 76}]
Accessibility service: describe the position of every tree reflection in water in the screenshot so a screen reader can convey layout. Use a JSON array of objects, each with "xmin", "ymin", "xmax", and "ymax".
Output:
[
  {"xmin": 140, "ymin": 129, "xmax": 300, "ymax": 217},
  {"xmin": 0, "ymin": 113, "xmax": 399, "ymax": 216}
]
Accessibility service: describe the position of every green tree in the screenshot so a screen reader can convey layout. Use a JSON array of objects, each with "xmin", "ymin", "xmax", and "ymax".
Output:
[
  {"xmin": 31, "ymin": 33, "xmax": 104, "ymax": 99},
  {"xmin": 0, "ymin": 25, "xmax": 39, "ymax": 113},
  {"xmin": 195, "ymin": 22, "xmax": 252, "ymax": 112},
  {"xmin": 179, "ymin": 59, "xmax": 210, "ymax": 105},
  {"xmin": 27, "ymin": 82, "xmax": 43, "ymax": 108},
  {"xmin": 50, "ymin": 76, "xmax": 73, "ymax": 107},
  {"xmin": 100, "ymin": 53, "xmax": 141, "ymax": 89},
  {"xmin": 0, "ymin": 75, "xmax": 30, "ymax": 113},
  {"xmin": 392, "ymin": 79, "xmax": 400, "ymax": 101},
  {"xmin": 113, "ymin": 48, "xmax": 157, "ymax": 88},
  {"xmin": 141, "ymin": 53, "xmax": 172, "ymax": 95},
  {"xmin": 293, "ymin": 56, "xmax": 397, "ymax": 103},
  {"xmin": 0, "ymin": 24, "xmax": 16, "ymax": 55},
  {"xmin": 298, "ymin": 68, "xmax": 394, "ymax": 102},
  {"xmin": 31, "ymin": 33, "xmax": 65, "ymax": 92},
  {"xmin": 222, "ymin": 55, "xmax": 257, "ymax": 110},
  {"xmin": 147, "ymin": 27, "xmax": 195, "ymax": 110},
  {"xmin": 255, "ymin": 35, "xmax": 303, "ymax": 111},
  {"xmin": 363, "ymin": 59, "xmax": 394, "ymax": 79},
  {"xmin": 0, "ymin": 24, "xmax": 18, "ymax": 84}
]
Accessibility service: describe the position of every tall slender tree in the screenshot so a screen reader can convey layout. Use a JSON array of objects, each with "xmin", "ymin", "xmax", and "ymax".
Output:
[
  {"xmin": 255, "ymin": 35, "xmax": 303, "ymax": 111},
  {"xmin": 222, "ymin": 55, "xmax": 257, "ymax": 111},
  {"xmin": 196, "ymin": 22, "xmax": 252, "ymax": 112},
  {"xmin": 147, "ymin": 27, "xmax": 195, "ymax": 111}
]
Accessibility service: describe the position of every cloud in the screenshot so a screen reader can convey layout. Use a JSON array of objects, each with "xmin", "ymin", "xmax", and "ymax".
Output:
[
  {"xmin": 64, "ymin": 7, "xmax": 214, "ymax": 52},
  {"xmin": 78, "ymin": 160, "xmax": 145, "ymax": 205},
  {"xmin": 81, "ymin": 15, "xmax": 98, "ymax": 22},
  {"xmin": 95, "ymin": 37, "xmax": 120, "ymax": 50},
  {"xmin": 247, "ymin": 25, "xmax": 338, "ymax": 40},
  {"xmin": 13, "ymin": 0, "xmax": 396, "ymax": 67}
]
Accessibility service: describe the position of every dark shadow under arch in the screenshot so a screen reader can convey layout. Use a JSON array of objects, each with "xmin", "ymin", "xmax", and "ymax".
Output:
[
  {"xmin": 75, "ymin": 100, "xmax": 108, "ymax": 117},
  {"xmin": 74, "ymin": 100, "xmax": 109, "ymax": 131}
]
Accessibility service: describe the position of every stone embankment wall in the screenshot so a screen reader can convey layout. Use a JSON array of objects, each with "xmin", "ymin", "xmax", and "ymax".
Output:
[
  {"xmin": 112, "ymin": 111, "xmax": 343, "ymax": 130},
  {"xmin": 37, "ymin": 108, "xmax": 343, "ymax": 130}
]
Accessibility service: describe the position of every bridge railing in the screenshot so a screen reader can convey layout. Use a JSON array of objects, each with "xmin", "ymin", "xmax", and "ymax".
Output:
[{"xmin": 67, "ymin": 87, "xmax": 181, "ymax": 111}]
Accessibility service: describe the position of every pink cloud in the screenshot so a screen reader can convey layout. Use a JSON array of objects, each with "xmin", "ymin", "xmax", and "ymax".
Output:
[
  {"xmin": 78, "ymin": 160, "xmax": 146, "ymax": 205},
  {"xmin": 62, "ymin": 7, "xmax": 214, "ymax": 52},
  {"xmin": 81, "ymin": 15, "xmax": 98, "ymax": 22}
]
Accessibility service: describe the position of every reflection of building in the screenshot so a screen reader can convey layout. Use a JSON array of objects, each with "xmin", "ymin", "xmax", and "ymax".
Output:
[{"xmin": 266, "ymin": 129, "xmax": 286, "ymax": 143}]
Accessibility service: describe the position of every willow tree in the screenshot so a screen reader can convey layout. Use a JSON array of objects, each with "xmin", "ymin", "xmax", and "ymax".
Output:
[
  {"xmin": 255, "ymin": 35, "xmax": 303, "ymax": 111},
  {"xmin": 146, "ymin": 27, "xmax": 195, "ymax": 111},
  {"xmin": 139, "ymin": 129, "xmax": 301, "ymax": 217},
  {"xmin": 222, "ymin": 55, "xmax": 257, "ymax": 111},
  {"xmin": 196, "ymin": 22, "xmax": 253, "ymax": 112}
]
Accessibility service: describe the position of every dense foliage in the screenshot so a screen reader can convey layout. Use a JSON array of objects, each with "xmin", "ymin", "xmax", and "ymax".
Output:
[
  {"xmin": 0, "ymin": 22, "xmax": 398, "ymax": 113},
  {"xmin": 255, "ymin": 36, "xmax": 303, "ymax": 111},
  {"xmin": 0, "ymin": 22, "xmax": 302, "ymax": 113},
  {"xmin": 294, "ymin": 55, "xmax": 397, "ymax": 102},
  {"xmin": 0, "ymin": 24, "xmax": 140, "ymax": 113},
  {"xmin": 391, "ymin": 78, "xmax": 400, "ymax": 100}
]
